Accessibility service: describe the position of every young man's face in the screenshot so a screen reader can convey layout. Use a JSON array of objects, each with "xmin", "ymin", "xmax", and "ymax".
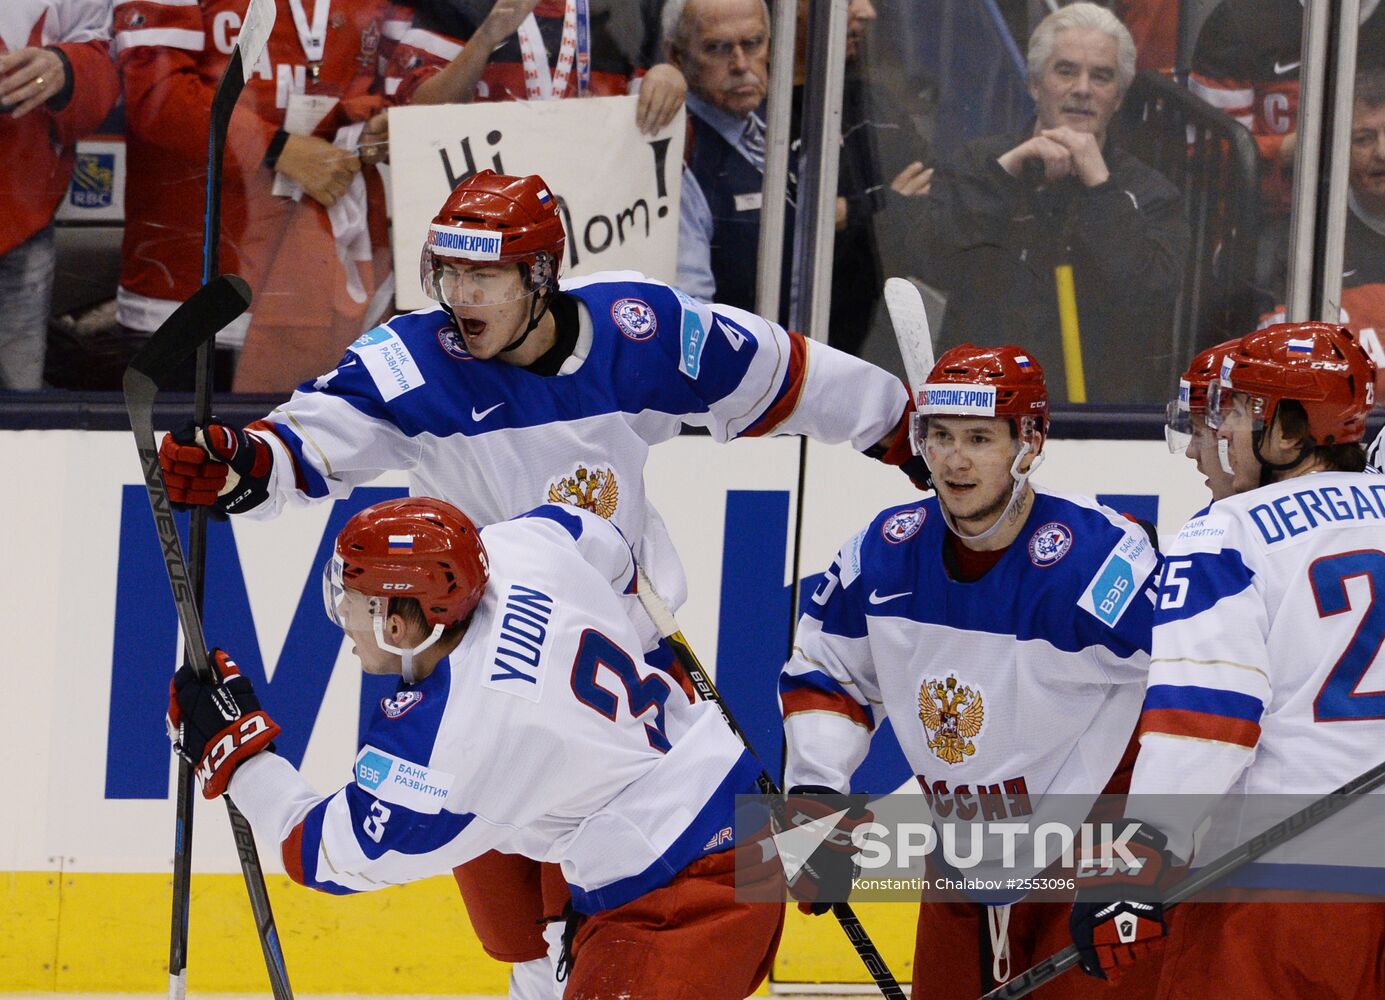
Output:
[
  {"xmin": 923, "ymin": 416, "xmax": 1033, "ymax": 528},
  {"xmin": 1216, "ymin": 394, "xmax": 1306, "ymax": 494},
  {"xmin": 439, "ymin": 263, "xmax": 533, "ymax": 360},
  {"xmin": 1186, "ymin": 419, "xmax": 1236, "ymax": 501},
  {"xmin": 337, "ymin": 590, "xmax": 402, "ymax": 675},
  {"xmin": 1029, "ymin": 27, "xmax": 1123, "ymax": 143}
]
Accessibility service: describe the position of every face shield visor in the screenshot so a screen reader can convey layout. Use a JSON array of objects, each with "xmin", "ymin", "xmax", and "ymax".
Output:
[
  {"xmin": 321, "ymin": 553, "xmax": 445, "ymax": 681},
  {"xmin": 1164, "ymin": 379, "xmax": 1197, "ymax": 453},
  {"xmin": 420, "ymin": 223, "xmax": 539, "ymax": 310}
]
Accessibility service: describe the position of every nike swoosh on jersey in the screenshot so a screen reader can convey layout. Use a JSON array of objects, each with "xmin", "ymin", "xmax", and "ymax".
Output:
[
  {"xmin": 1274, "ymin": 60, "xmax": 1301, "ymax": 75},
  {"xmin": 471, "ymin": 402, "xmax": 505, "ymax": 421},
  {"xmin": 867, "ymin": 589, "xmax": 912, "ymax": 605}
]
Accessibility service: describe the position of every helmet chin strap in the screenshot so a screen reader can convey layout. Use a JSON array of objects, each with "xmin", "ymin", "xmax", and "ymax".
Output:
[
  {"xmin": 930, "ymin": 443, "xmax": 1044, "ymax": 544},
  {"xmin": 372, "ymin": 613, "xmax": 445, "ymax": 684},
  {"xmin": 499, "ymin": 290, "xmax": 548, "ymax": 355},
  {"xmin": 1251, "ymin": 429, "xmax": 1313, "ymax": 486}
]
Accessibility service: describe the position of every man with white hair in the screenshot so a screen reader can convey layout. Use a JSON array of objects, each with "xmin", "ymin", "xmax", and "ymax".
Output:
[{"xmin": 904, "ymin": 2, "xmax": 1188, "ymax": 403}]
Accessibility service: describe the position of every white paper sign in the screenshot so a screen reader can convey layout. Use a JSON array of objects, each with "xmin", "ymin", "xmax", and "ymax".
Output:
[{"xmin": 388, "ymin": 96, "xmax": 684, "ymax": 310}]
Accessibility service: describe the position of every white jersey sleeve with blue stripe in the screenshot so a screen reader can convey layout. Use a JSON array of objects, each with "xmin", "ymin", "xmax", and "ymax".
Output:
[{"xmin": 241, "ymin": 272, "xmax": 907, "ymax": 613}]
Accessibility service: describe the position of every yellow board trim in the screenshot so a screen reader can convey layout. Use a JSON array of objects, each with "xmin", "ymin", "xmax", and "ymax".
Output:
[{"xmin": 4, "ymin": 872, "xmax": 917, "ymax": 992}]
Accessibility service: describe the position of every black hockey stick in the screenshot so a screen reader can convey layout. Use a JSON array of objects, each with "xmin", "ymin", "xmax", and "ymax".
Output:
[
  {"xmin": 977, "ymin": 756, "xmax": 1385, "ymax": 999},
  {"xmin": 123, "ymin": 276, "xmax": 293, "ymax": 1000},
  {"xmin": 635, "ymin": 569, "xmax": 907, "ymax": 1000}
]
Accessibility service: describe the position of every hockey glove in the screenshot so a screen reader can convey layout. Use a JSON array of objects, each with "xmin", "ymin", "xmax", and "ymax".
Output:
[
  {"xmin": 166, "ymin": 649, "xmax": 280, "ymax": 800},
  {"xmin": 866, "ymin": 393, "xmax": 932, "ymax": 492},
  {"xmin": 1069, "ymin": 821, "xmax": 1171, "ymax": 981},
  {"xmin": 158, "ymin": 419, "xmax": 273, "ymax": 514},
  {"xmin": 777, "ymin": 786, "xmax": 874, "ymax": 915}
]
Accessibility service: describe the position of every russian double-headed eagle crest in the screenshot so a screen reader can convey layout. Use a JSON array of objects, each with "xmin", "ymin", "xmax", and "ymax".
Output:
[
  {"xmin": 918, "ymin": 675, "xmax": 985, "ymax": 765},
  {"xmin": 548, "ymin": 465, "xmax": 619, "ymax": 519}
]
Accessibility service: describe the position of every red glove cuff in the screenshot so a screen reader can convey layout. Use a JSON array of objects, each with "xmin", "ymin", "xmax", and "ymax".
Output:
[{"xmin": 197, "ymin": 711, "xmax": 280, "ymax": 799}]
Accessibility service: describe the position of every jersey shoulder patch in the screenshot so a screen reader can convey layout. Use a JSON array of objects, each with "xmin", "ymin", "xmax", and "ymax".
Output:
[
  {"xmin": 347, "ymin": 323, "xmax": 427, "ymax": 401},
  {"xmin": 354, "ymin": 744, "xmax": 455, "ymax": 814}
]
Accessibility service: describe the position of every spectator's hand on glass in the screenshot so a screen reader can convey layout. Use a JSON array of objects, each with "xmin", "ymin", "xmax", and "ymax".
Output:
[
  {"xmin": 359, "ymin": 111, "xmax": 389, "ymax": 167},
  {"xmin": 1038, "ymin": 127, "xmax": 1110, "ymax": 187},
  {"xmin": 636, "ymin": 63, "xmax": 686, "ymax": 135},
  {"xmin": 997, "ymin": 134, "xmax": 1074, "ymax": 184},
  {"xmin": 476, "ymin": 0, "xmax": 542, "ymax": 50},
  {"xmin": 0, "ymin": 46, "xmax": 66, "ymax": 118},
  {"xmin": 890, "ymin": 162, "xmax": 932, "ymax": 197},
  {"xmin": 276, "ymin": 134, "xmax": 362, "ymax": 208}
]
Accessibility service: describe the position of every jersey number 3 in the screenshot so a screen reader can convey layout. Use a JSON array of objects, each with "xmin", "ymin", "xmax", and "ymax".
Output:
[
  {"xmin": 570, "ymin": 629, "xmax": 673, "ymax": 752},
  {"xmin": 1309, "ymin": 550, "xmax": 1385, "ymax": 722}
]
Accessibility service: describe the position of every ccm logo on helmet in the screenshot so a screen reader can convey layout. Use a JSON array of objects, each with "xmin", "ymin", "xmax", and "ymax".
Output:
[
  {"xmin": 428, "ymin": 224, "xmax": 503, "ymax": 261},
  {"xmin": 381, "ymin": 582, "xmax": 413, "ymax": 591}
]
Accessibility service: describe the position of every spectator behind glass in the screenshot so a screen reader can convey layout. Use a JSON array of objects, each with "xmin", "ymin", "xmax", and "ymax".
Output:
[
  {"xmin": 1260, "ymin": 69, "xmax": 1385, "ymax": 374},
  {"xmin": 900, "ymin": 1, "xmax": 1188, "ymax": 402},
  {"xmin": 114, "ymin": 0, "xmax": 403, "ymax": 395},
  {"xmin": 384, "ymin": 0, "xmax": 685, "ymax": 134},
  {"xmin": 666, "ymin": 0, "xmax": 786, "ymax": 315},
  {"xmin": 794, "ymin": 0, "xmax": 934, "ymax": 355},
  {"xmin": 0, "ymin": 1, "xmax": 119, "ymax": 391},
  {"xmin": 1189, "ymin": 0, "xmax": 1385, "ymax": 287}
]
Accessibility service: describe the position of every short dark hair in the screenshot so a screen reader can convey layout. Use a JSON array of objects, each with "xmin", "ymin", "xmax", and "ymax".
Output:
[
  {"xmin": 1276, "ymin": 401, "xmax": 1368, "ymax": 472},
  {"xmin": 388, "ymin": 596, "xmax": 468, "ymax": 645}
]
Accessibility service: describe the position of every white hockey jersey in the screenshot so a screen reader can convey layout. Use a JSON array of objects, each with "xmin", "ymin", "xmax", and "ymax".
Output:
[
  {"xmin": 781, "ymin": 488, "xmax": 1158, "ymax": 815},
  {"xmin": 1132, "ymin": 472, "xmax": 1385, "ymax": 865},
  {"xmin": 249, "ymin": 271, "xmax": 909, "ymax": 607},
  {"xmin": 229, "ymin": 505, "xmax": 758, "ymax": 913}
]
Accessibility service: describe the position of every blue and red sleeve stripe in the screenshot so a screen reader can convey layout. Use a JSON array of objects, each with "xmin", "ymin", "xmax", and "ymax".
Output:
[
  {"xmin": 780, "ymin": 670, "xmax": 874, "ymax": 730},
  {"xmin": 741, "ymin": 331, "xmax": 808, "ymax": 438},
  {"xmin": 1138, "ymin": 683, "xmax": 1264, "ymax": 749}
]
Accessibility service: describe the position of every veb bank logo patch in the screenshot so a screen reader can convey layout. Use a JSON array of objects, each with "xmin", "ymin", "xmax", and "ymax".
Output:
[{"xmin": 356, "ymin": 749, "xmax": 395, "ymax": 790}]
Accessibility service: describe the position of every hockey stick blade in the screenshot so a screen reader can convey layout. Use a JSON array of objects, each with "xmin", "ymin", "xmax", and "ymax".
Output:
[
  {"xmin": 635, "ymin": 569, "xmax": 906, "ymax": 999},
  {"xmin": 977, "ymin": 756, "xmax": 1385, "ymax": 999},
  {"xmin": 125, "ymin": 275, "xmax": 250, "ymax": 393},
  {"xmin": 884, "ymin": 277, "xmax": 935, "ymax": 393}
]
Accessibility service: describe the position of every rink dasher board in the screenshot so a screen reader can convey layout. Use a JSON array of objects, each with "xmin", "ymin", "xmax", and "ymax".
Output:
[{"xmin": 0, "ymin": 429, "xmax": 1205, "ymax": 993}]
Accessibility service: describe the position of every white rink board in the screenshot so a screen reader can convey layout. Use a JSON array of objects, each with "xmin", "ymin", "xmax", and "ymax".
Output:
[{"xmin": 0, "ymin": 429, "xmax": 1207, "ymax": 877}]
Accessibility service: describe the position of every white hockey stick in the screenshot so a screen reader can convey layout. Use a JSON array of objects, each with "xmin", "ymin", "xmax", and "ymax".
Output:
[{"xmin": 884, "ymin": 277, "xmax": 935, "ymax": 394}]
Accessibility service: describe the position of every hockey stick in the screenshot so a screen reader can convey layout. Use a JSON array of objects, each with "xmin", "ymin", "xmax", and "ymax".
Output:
[
  {"xmin": 169, "ymin": 3, "xmax": 284, "ymax": 998},
  {"xmin": 635, "ymin": 569, "xmax": 907, "ymax": 1000},
  {"xmin": 884, "ymin": 277, "xmax": 935, "ymax": 394},
  {"xmin": 976, "ymin": 756, "xmax": 1385, "ymax": 999},
  {"xmin": 123, "ymin": 276, "xmax": 294, "ymax": 1000}
]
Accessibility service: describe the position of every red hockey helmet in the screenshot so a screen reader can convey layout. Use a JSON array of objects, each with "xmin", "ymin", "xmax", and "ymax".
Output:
[
  {"xmin": 1209, "ymin": 323, "xmax": 1375, "ymax": 446},
  {"xmin": 913, "ymin": 343, "xmax": 1049, "ymax": 438},
  {"xmin": 420, "ymin": 170, "xmax": 566, "ymax": 305},
  {"xmin": 1165, "ymin": 338, "xmax": 1240, "ymax": 452},
  {"xmin": 324, "ymin": 497, "xmax": 489, "ymax": 632}
]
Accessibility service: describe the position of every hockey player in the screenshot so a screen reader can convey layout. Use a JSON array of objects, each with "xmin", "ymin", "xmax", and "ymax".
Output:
[
  {"xmin": 157, "ymin": 169, "xmax": 923, "ymax": 997},
  {"xmin": 1069, "ymin": 323, "xmax": 1385, "ymax": 996},
  {"xmin": 777, "ymin": 345, "xmax": 1161, "ymax": 999},
  {"xmin": 1164, "ymin": 339, "xmax": 1240, "ymax": 503},
  {"xmin": 165, "ymin": 497, "xmax": 784, "ymax": 1000}
]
